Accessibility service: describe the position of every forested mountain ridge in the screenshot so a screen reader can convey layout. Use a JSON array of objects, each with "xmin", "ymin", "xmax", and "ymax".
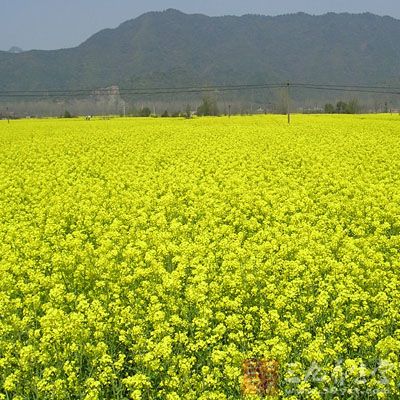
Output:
[{"xmin": 1, "ymin": 9, "xmax": 400, "ymax": 92}]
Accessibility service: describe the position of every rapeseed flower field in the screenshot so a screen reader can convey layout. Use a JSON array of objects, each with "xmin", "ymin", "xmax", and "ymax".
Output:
[{"xmin": 0, "ymin": 115, "xmax": 399, "ymax": 399}]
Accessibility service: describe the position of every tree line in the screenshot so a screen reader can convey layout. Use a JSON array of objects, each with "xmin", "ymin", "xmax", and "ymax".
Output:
[{"xmin": 324, "ymin": 99, "xmax": 360, "ymax": 114}]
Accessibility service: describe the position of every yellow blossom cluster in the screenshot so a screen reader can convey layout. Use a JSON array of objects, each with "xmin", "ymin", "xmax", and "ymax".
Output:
[{"xmin": 0, "ymin": 115, "xmax": 399, "ymax": 399}]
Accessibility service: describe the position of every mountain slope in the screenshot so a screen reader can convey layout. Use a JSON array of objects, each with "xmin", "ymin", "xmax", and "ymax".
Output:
[{"xmin": 1, "ymin": 9, "xmax": 400, "ymax": 92}]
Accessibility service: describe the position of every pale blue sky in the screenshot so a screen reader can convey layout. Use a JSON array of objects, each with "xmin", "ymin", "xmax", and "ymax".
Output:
[{"xmin": 2, "ymin": 0, "xmax": 400, "ymax": 51}]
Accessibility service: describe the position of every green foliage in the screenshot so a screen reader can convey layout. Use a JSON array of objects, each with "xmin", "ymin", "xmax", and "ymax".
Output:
[
  {"xmin": 324, "ymin": 103, "xmax": 335, "ymax": 113},
  {"xmin": 347, "ymin": 99, "xmax": 360, "ymax": 114},
  {"xmin": 336, "ymin": 101, "xmax": 348, "ymax": 114},
  {"xmin": 63, "ymin": 110, "xmax": 72, "ymax": 118},
  {"xmin": 197, "ymin": 97, "xmax": 219, "ymax": 116},
  {"xmin": 139, "ymin": 107, "xmax": 152, "ymax": 117},
  {"xmin": 161, "ymin": 110, "xmax": 169, "ymax": 117},
  {"xmin": 334, "ymin": 99, "xmax": 360, "ymax": 114}
]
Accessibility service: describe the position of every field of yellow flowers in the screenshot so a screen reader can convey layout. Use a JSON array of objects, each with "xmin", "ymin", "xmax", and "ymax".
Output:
[{"xmin": 0, "ymin": 115, "xmax": 399, "ymax": 399}]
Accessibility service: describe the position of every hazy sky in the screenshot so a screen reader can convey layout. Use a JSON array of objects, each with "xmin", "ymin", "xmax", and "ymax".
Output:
[{"xmin": 2, "ymin": 0, "xmax": 400, "ymax": 51}]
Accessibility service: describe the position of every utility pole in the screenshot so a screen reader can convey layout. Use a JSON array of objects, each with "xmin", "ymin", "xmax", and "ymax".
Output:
[
  {"xmin": 228, "ymin": 104, "xmax": 231, "ymax": 118},
  {"xmin": 6, "ymin": 107, "xmax": 9, "ymax": 123},
  {"xmin": 286, "ymin": 82, "xmax": 291, "ymax": 125}
]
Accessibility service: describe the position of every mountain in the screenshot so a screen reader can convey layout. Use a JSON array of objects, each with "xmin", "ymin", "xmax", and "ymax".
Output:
[{"xmin": 1, "ymin": 9, "xmax": 400, "ymax": 95}]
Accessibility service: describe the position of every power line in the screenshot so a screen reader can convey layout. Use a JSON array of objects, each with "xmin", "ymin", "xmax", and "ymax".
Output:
[
  {"xmin": 0, "ymin": 83, "xmax": 285, "ymax": 96},
  {"xmin": 294, "ymin": 85, "xmax": 400, "ymax": 96},
  {"xmin": 292, "ymin": 83, "xmax": 400, "ymax": 91},
  {"xmin": 0, "ymin": 82, "xmax": 399, "ymax": 98}
]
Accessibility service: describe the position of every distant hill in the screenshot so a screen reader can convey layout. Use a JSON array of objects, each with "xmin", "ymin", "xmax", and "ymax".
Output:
[
  {"xmin": 1, "ymin": 9, "xmax": 400, "ymax": 96},
  {"xmin": 8, "ymin": 46, "xmax": 23, "ymax": 54}
]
